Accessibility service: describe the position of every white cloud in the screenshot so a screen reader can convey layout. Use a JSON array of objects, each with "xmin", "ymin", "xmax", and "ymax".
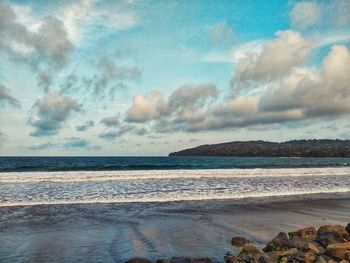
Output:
[
  {"xmin": 126, "ymin": 91, "xmax": 168, "ymax": 122},
  {"xmin": 0, "ymin": 2, "xmax": 73, "ymax": 92},
  {"xmin": 28, "ymin": 91, "xmax": 81, "ymax": 136},
  {"xmin": 59, "ymin": 0, "xmax": 94, "ymax": 42},
  {"xmin": 234, "ymin": 30, "xmax": 311, "ymax": 83},
  {"xmin": 123, "ymin": 45, "xmax": 350, "ymax": 133},
  {"xmin": 59, "ymin": 0, "xmax": 138, "ymax": 43},
  {"xmin": 126, "ymin": 84, "xmax": 218, "ymax": 124},
  {"xmin": 0, "ymin": 2, "xmax": 73, "ymax": 68},
  {"xmin": 101, "ymin": 115, "xmax": 120, "ymax": 127},
  {"xmin": 235, "ymin": 45, "xmax": 350, "ymax": 127},
  {"xmin": 76, "ymin": 120, "xmax": 94, "ymax": 131}
]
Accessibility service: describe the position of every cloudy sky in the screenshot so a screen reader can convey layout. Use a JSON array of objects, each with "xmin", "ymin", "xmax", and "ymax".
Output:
[{"xmin": 0, "ymin": 0, "xmax": 350, "ymax": 156}]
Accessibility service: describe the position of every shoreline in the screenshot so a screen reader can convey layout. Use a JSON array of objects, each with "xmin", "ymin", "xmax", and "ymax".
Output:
[
  {"xmin": 1, "ymin": 191, "xmax": 350, "ymax": 208},
  {"xmin": 1, "ymin": 192, "xmax": 350, "ymax": 262}
]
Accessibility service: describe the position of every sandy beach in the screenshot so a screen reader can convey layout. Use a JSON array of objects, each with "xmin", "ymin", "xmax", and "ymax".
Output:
[{"xmin": 1, "ymin": 192, "xmax": 350, "ymax": 263}]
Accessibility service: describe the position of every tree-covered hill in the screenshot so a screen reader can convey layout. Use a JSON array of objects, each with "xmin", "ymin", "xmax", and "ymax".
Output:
[{"xmin": 169, "ymin": 140, "xmax": 350, "ymax": 157}]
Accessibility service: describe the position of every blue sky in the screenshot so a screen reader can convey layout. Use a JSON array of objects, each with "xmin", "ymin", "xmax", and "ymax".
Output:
[{"xmin": 0, "ymin": 0, "xmax": 350, "ymax": 156}]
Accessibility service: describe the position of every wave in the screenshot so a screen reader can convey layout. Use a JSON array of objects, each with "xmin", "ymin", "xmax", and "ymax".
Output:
[
  {"xmin": 1, "ymin": 188, "xmax": 349, "ymax": 207},
  {"xmin": 1, "ymin": 167, "xmax": 350, "ymax": 184}
]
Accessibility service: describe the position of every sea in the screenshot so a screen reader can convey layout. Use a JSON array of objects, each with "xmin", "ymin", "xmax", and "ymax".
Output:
[{"xmin": 1, "ymin": 156, "xmax": 350, "ymax": 207}]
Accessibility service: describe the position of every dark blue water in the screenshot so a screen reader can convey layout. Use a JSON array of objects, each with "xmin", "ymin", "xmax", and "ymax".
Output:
[{"xmin": 0, "ymin": 156, "xmax": 349, "ymax": 172}]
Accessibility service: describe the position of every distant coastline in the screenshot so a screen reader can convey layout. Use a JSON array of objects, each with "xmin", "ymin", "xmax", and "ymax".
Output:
[{"xmin": 169, "ymin": 139, "xmax": 350, "ymax": 157}]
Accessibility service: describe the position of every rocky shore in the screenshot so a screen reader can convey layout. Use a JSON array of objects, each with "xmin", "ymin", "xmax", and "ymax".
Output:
[{"xmin": 125, "ymin": 223, "xmax": 350, "ymax": 263}]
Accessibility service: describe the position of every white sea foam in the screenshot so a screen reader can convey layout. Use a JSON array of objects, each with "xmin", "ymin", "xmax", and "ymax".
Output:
[
  {"xmin": 1, "ymin": 167, "xmax": 350, "ymax": 184},
  {"xmin": 1, "ymin": 167, "xmax": 350, "ymax": 207}
]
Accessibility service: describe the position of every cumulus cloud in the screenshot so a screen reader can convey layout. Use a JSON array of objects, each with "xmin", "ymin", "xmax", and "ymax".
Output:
[
  {"xmin": 76, "ymin": 120, "xmax": 94, "ymax": 131},
  {"xmin": 290, "ymin": 0, "xmax": 350, "ymax": 30},
  {"xmin": 126, "ymin": 91, "xmax": 168, "ymax": 122},
  {"xmin": 122, "ymin": 45, "xmax": 350, "ymax": 133},
  {"xmin": 209, "ymin": 22, "xmax": 235, "ymax": 47},
  {"xmin": 0, "ymin": 2, "xmax": 73, "ymax": 90},
  {"xmin": 190, "ymin": 45, "xmax": 350, "ymax": 131},
  {"xmin": 28, "ymin": 91, "xmax": 81, "ymax": 136},
  {"xmin": 100, "ymin": 115, "xmax": 120, "ymax": 127},
  {"xmin": 234, "ymin": 30, "xmax": 311, "ymax": 84},
  {"xmin": 260, "ymin": 45, "xmax": 350, "ymax": 117},
  {"xmin": 0, "ymin": 85, "xmax": 20, "ymax": 108},
  {"xmin": 126, "ymin": 84, "xmax": 218, "ymax": 123}
]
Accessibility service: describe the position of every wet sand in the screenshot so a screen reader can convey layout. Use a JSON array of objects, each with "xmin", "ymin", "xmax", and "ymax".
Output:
[{"xmin": 1, "ymin": 192, "xmax": 350, "ymax": 263}]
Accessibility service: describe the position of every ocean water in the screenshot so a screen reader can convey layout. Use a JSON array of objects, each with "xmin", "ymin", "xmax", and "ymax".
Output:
[{"xmin": 1, "ymin": 156, "xmax": 350, "ymax": 206}]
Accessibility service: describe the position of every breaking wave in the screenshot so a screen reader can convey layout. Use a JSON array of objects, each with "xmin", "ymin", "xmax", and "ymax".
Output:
[{"xmin": 1, "ymin": 167, "xmax": 350, "ymax": 207}]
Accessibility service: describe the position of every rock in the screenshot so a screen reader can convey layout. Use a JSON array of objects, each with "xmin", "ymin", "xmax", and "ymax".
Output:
[
  {"xmin": 238, "ymin": 253, "xmax": 252, "ymax": 263},
  {"xmin": 315, "ymin": 256, "xmax": 328, "ymax": 263},
  {"xmin": 290, "ymin": 236, "xmax": 325, "ymax": 254},
  {"xmin": 317, "ymin": 226, "xmax": 349, "ymax": 248},
  {"xmin": 265, "ymin": 248, "xmax": 298, "ymax": 263},
  {"xmin": 289, "ymin": 236, "xmax": 308, "ymax": 248},
  {"xmin": 156, "ymin": 259, "xmax": 169, "ymax": 263},
  {"xmin": 280, "ymin": 256, "xmax": 288, "ymax": 263},
  {"xmin": 346, "ymin": 224, "xmax": 350, "ymax": 235},
  {"xmin": 339, "ymin": 260, "xmax": 349, "ymax": 263},
  {"xmin": 125, "ymin": 258, "xmax": 152, "ymax": 263},
  {"xmin": 263, "ymin": 232, "xmax": 291, "ymax": 252},
  {"xmin": 265, "ymin": 251, "xmax": 280, "ymax": 262},
  {"xmin": 290, "ymin": 227, "xmax": 318, "ymax": 241},
  {"xmin": 346, "ymin": 251, "xmax": 350, "ymax": 261},
  {"xmin": 231, "ymin": 236, "xmax": 249, "ymax": 247},
  {"xmin": 224, "ymin": 254, "xmax": 238, "ymax": 263},
  {"xmin": 325, "ymin": 242, "xmax": 350, "ymax": 260},
  {"xmin": 304, "ymin": 242, "xmax": 324, "ymax": 255},
  {"xmin": 318, "ymin": 234, "xmax": 347, "ymax": 248},
  {"xmin": 279, "ymin": 248, "xmax": 298, "ymax": 257},
  {"xmin": 238, "ymin": 245, "xmax": 265, "ymax": 262},
  {"xmin": 318, "ymin": 225, "xmax": 350, "ymax": 240},
  {"xmin": 303, "ymin": 251, "xmax": 316, "ymax": 263},
  {"xmin": 292, "ymin": 252, "xmax": 308, "ymax": 262},
  {"xmin": 266, "ymin": 251, "xmax": 280, "ymax": 262},
  {"xmin": 257, "ymin": 254, "xmax": 271, "ymax": 263},
  {"xmin": 242, "ymin": 245, "xmax": 263, "ymax": 255}
]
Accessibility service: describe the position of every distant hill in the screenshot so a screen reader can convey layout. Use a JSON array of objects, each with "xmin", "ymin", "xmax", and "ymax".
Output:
[{"xmin": 169, "ymin": 139, "xmax": 350, "ymax": 157}]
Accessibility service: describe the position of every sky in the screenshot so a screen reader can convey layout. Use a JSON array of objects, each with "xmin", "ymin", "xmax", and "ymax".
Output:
[{"xmin": 0, "ymin": 0, "xmax": 350, "ymax": 156}]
